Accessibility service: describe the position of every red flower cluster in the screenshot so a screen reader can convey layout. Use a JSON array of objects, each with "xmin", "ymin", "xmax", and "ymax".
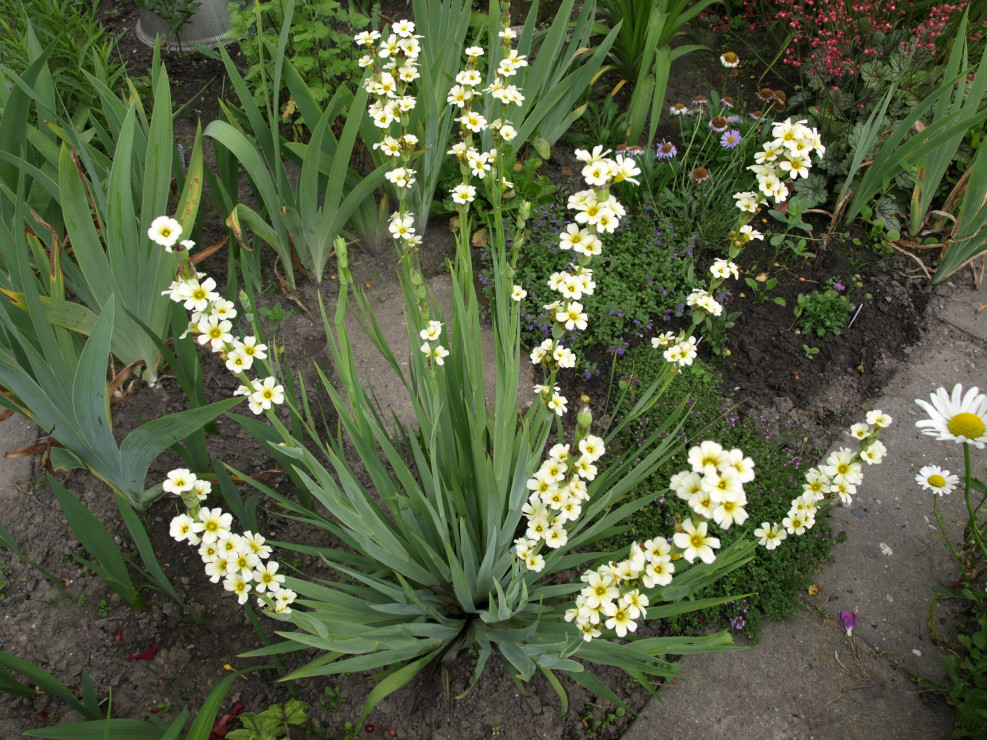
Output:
[
  {"xmin": 775, "ymin": 0, "xmax": 908, "ymax": 77},
  {"xmin": 902, "ymin": 2, "xmax": 970, "ymax": 56}
]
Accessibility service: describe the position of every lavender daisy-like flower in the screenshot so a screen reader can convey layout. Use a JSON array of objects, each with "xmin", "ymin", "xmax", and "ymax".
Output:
[
  {"xmin": 720, "ymin": 129, "xmax": 742, "ymax": 148},
  {"xmin": 656, "ymin": 140, "xmax": 677, "ymax": 160}
]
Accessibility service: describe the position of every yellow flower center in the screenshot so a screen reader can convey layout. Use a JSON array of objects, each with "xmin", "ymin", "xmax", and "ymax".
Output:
[
  {"xmin": 948, "ymin": 412, "xmax": 985, "ymax": 439},
  {"xmin": 690, "ymin": 533, "xmax": 704, "ymax": 548},
  {"xmin": 928, "ymin": 474, "xmax": 946, "ymax": 488}
]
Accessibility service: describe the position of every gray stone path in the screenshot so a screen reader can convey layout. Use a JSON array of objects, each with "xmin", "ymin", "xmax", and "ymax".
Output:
[{"xmin": 624, "ymin": 279, "xmax": 985, "ymax": 740}]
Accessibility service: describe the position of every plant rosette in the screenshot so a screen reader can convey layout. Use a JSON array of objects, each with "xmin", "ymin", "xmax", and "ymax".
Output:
[{"xmin": 154, "ymin": 19, "xmax": 889, "ymax": 721}]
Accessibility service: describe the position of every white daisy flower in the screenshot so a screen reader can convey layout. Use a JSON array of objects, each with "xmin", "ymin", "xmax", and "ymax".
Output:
[
  {"xmin": 915, "ymin": 465, "xmax": 959, "ymax": 496},
  {"xmin": 915, "ymin": 384, "xmax": 987, "ymax": 448}
]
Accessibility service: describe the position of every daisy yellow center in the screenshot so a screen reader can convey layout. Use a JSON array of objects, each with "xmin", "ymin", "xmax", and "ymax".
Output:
[
  {"xmin": 690, "ymin": 533, "xmax": 704, "ymax": 548},
  {"xmin": 948, "ymin": 412, "xmax": 985, "ymax": 439},
  {"xmin": 928, "ymin": 474, "xmax": 946, "ymax": 488}
]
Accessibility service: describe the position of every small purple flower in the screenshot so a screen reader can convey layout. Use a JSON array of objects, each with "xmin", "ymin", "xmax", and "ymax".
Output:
[
  {"xmin": 833, "ymin": 282, "xmax": 846, "ymax": 292},
  {"xmin": 720, "ymin": 129, "xmax": 742, "ymax": 148},
  {"xmin": 656, "ymin": 140, "xmax": 677, "ymax": 160},
  {"xmin": 840, "ymin": 609, "xmax": 857, "ymax": 636}
]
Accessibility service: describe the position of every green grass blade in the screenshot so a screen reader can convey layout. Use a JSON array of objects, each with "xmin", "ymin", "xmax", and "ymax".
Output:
[
  {"xmin": 50, "ymin": 474, "xmax": 143, "ymax": 608},
  {"xmin": 118, "ymin": 397, "xmax": 242, "ymax": 509},
  {"xmin": 0, "ymin": 650, "xmax": 103, "ymax": 720}
]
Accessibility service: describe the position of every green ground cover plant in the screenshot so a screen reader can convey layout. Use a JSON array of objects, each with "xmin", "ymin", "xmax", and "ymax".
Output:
[
  {"xmin": 477, "ymin": 194, "xmax": 696, "ymax": 377},
  {"xmin": 793, "ymin": 287, "xmax": 852, "ymax": 337},
  {"xmin": 603, "ymin": 346, "xmax": 834, "ymax": 640}
]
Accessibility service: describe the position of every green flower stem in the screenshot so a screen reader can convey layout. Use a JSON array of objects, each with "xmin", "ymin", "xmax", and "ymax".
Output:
[
  {"xmin": 933, "ymin": 493, "xmax": 964, "ymax": 568},
  {"xmin": 962, "ymin": 442, "xmax": 987, "ymax": 561}
]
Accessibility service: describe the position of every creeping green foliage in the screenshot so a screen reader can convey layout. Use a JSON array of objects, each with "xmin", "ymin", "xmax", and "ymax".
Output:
[
  {"xmin": 478, "ymin": 196, "xmax": 696, "ymax": 377},
  {"xmin": 937, "ymin": 609, "xmax": 987, "ymax": 737},
  {"xmin": 603, "ymin": 347, "xmax": 834, "ymax": 640}
]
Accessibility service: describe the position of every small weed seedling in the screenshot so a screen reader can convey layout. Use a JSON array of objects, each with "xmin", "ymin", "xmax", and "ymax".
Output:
[
  {"xmin": 744, "ymin": 272, "xmax": 786, "ymax": 306},
  {"xmin": 227, "ymin": 699, "xmax": 309, "ymax": 740}
]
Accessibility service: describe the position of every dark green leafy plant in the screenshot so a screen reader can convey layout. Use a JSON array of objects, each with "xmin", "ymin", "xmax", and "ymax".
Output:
[
  {"xmin": 478, "ymin": 196, "xmax": 695, "ymax": 377},
  {"xmin": 228, "ymin": 700, "xmax": 310, "ymax": 740},
  {"xmin": 793, "ymin": 288, "xmax": 852, "ymax": 338},
  {"xmin": 228, "ymin": 0, "xmax": 370, "ymax": 112},
  {"xmin": 603, "ymin": 349, "xmax": 833, "ymax": 640},
  {"xmin": 934, "ymin": 607, "xmax": 987, "ymax": 737}
]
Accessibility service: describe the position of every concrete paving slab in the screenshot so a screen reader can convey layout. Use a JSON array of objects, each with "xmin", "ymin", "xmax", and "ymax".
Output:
[
  {"xmin": 625, "ymin": 281, "xmax": 986, "ymax": 740},
  {"xmin": 336, "ymin": 274, "xmax": 533, "ymax": 427},
  {"xmin": 935, "ymin": 277, "xmax": 986, "ymax": 340}
]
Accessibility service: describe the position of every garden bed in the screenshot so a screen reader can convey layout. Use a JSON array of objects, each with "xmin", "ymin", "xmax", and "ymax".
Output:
[{"xmin": 0, "ymin": 3, "xmax": 966, "ymax": 739}]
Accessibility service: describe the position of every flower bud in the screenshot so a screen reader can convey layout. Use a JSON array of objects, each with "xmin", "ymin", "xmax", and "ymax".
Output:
[
  {"xmin": 518, "ymin": 200, "xmax": 531, "ymax": 223},
  {"xmin": 577, "ymin": 396, "xmax": 592, "ymax": 430}
]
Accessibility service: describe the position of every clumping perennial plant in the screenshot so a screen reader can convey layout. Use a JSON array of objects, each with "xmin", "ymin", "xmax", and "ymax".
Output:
[{"xmin": 151, "ymin": 18, "xmax": 892, "ymax": 721}]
